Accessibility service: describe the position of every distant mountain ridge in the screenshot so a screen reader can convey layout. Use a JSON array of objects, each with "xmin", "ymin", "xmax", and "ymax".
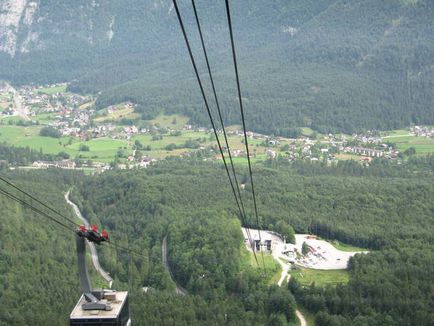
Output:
[{"xmin": 0, "ymin": 0, "xmax": 433, "ymax": 134}]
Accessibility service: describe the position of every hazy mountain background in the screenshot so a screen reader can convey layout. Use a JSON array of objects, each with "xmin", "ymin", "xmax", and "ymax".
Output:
[{"xmin": 0, "ymin": 0, "xmax": 433, "ymax": 135}]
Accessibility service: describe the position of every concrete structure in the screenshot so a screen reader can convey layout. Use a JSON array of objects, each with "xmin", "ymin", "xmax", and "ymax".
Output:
[
  {"xmin": 70, "ymin": 232, "xmax": 130, "ymax": 325},
  {"xmin": 242, "ymin": 228, "xmax": 366, "ymax": 270},
  {"xmin": 70, "ymin": 291, "xmax": 130, "ymax": 326},
  {"xmin": 250, "ymin": 232, "xmax": 272, "ymax": 252},
  {"xmin": 351, "ymin": 147, "xmax": 384, "ymax": 158}
]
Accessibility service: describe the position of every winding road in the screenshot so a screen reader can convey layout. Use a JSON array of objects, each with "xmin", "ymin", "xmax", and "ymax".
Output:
[
  {"xmin": 162, "ymin": 235, "xmax": 188, "ymax": 295},
  {"xmin": 272, "ymin": 249, "xmax": 307, "ymax": 326},
  {"xmin": 65, "ymin": 190, "xmax": 113, "ymax": 288},
  {"xmin": 162, "ymin": 236, "xmax": 188, "ymax": 295},
  {"xmin": 162, "ymin": 229, "xmax": 305, "ymax": 324},
  {"xmin": 4, "ymin": 82, "xmax": 28, "ymax": 119}
]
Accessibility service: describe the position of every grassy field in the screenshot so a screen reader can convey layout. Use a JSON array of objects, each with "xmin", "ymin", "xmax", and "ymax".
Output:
[
  {"xmin": 94, "ymin": 105, "xmax": 140, "ymax": 122},
  {"xmin": 383, "ymin": 129, "xmax": 409, "ymax": 136},
  {"xmin": 36, "ymin": 85, "xmax": 67, "ymax": 95},
  {"xmin": 132, "ymin": 131, "xmax": 210, "ymax": 150},
  {"xmin": 31, "ymin": 112, "xmax": 56, "ymax": 124},
  {"xmin": 225, "ymin": 124, "xmax": 242, "ymax": 131},
  {"xmin": 327, "ymin": 240, "xmax": 366, "ymax": 252},
  {"xmin": 241, "ymin": 248, "xmax": 281, "ymax": 284},
  {"xmin": 335, "ymin": 153, "xmax": 359, "ymax": 161},
  {"xmin": 79, "ymin": 101, "xmax": 94, "ymax": 110},
  {"xmin": 0, "ymin": 102, "xmax": 9, "ymax": 111},
  {"xmin": 393, "ymin": 136, "xmax": 434, "ymax": 154},
  {"xmin": 70, "ymin": 138, "xmax": 129, "ymax": 161},
  {"xmin": 301, "ymin": 127, "xmax": 314, "ymax": 136},
  {"xmin": 147, "ymin": 114, "xmax": 189, "ymax": 129},
  {"xmin": 0, "ymin": 125, "xmax": 72, "ymax": 154},
  {"xmin": 0, "ymin": 125, "xmax": 129, "ymax": 162},
  {"xmin": 0, "ymin": 125, "xmax": 40, "ymax": 141},
  {"xmin": 289, "ymin": 267, "xmax": 349, "ymax": 286},
  {"xmin": 382, "ymin": 128, "xmax": 434, "ymax": 154},
  {"xmin": 0, "ymin": 115, "xmax": 24, "ymax": 123}
]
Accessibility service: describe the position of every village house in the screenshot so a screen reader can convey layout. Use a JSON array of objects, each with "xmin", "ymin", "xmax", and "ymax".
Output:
[
  {"xmin": 411, "ymin": 125, "xmax": 433, "ymax": 137},
  {"xmin": 139, "ymin": 156, "xmax": 154, "ymax": 168},
  {"xmin": 123, "ymin": 126, "xmax": 138, "ymax": 135},
  {"xmin": 232, "ymin": 149, "xmax": 246, "ymax": 157},
  {"xmin": 266, "ymin": 149, "xmax": 277, "ymax": 160}
]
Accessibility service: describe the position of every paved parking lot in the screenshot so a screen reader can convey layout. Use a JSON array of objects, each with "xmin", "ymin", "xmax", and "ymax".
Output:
[{"xmin": 242, "ymin": 228, "xmax": 366, "ymax": 270}]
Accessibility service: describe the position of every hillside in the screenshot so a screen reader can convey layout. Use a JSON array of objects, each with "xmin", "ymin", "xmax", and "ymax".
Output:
[
  {"xmin": 0, "ymin": 161, "xmax": 433, "ymax": 325},
  {"xmin": 0, "ymin": 0, "xmax": 433, "ymax": 134}
]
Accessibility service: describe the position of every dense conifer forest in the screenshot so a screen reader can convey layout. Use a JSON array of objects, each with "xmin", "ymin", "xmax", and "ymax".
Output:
[
  {"xmin": 0, "ymin": 159, "xmax": 433, "ymax": 325},
  {"xmin": 1, "ymin": 0, "xmax": 434, "ymax": 134}
]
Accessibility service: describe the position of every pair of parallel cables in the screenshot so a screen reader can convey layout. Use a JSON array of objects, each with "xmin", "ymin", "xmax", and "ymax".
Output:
[
  {"xmin": 0, "ymin": 0, "xmax": 266, "ymax": 270},
  {"xmin": 172, "ymin": 0, "xmax": 265, "ymax": 269},
  {"xmin": 0, "ymin": 175, "xmax": 146, "ymax": 260}
]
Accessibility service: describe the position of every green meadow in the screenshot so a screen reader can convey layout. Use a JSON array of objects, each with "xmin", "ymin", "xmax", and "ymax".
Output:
[
  {"xmin": 241, "ymin": 248, "xmax": 281, "ymax": 285},
  {"xmin": 289, "ymin": 267, "xmax": 349, "ymax": 287},
  {"xmin": 36, "ymin": 85, "xmax": 67, "ymax": 95},
  {"xmin": 328, "ymin": 240, "xmax": 366, "ymax": 252},
  {"xmin": 0, "ymin": 125, "xmax": 128, "ymax": 162},
  {"xmin": 388, "ymin": 135, "xmax": 434, "ymax": 154},
  {"xmin": 146, "ymin": 114, "xmax": 189, "ymax": 129},
  {"xmin": 94, "ymin": 105, "xmax": 140, "ymax": 122}
]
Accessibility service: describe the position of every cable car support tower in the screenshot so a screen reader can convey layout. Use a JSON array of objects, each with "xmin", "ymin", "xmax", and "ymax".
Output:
[{"xmin": 70, "ymin": 225, "xmax": 131, "ymax": 326}]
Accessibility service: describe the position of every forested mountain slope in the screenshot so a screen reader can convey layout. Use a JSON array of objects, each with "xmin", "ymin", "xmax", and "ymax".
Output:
[
  {"xmin": 0, "ymin": 160, "xmax": 433, "ymax": 324},
  {"xmin": 0, "ymin": 0, "xmax": 433, "ymax": 134},
  {"xmin": 0, "ymin": 168, "xmax": 300, "ymax": 325},
  {"xmin": 69, "ymin": 160, "xmax": 434, "ymax": 325},
  {"xmin": 0, "ymin": 171, "xmax": 82, "ymax": 325}
]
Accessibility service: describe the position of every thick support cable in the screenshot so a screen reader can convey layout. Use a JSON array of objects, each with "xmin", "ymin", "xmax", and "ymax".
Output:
[
  {"xmin": 172, "ymin": 0, "xmax": 260, "ymax": 266},
  {"xmin": 225, "ymin": 0, "xmax": 265, "ymax": 270},
  {"xmin": 0, "ymin": 187, "xmax": 76, "ymax": 232},
  {"xmin": 0, "ymin": 175, "xmax": 80, "ymax": 227},
  {"xmin": 190, "ymin": 0, "xmax": 256, "ymax": 256},
  {"xmin": 0, "ymin": 186, "xmax": 147, "ymax": 261}
]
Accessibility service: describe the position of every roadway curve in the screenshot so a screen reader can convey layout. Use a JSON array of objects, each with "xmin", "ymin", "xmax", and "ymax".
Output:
[
  {"xmin": 273, "ymin": 253, "xmax": 307, "ymax": 326},
  {"xmin": 65, "ymin": 190, "xmax": 113, "ymax": 288},
  {"xmin": 242, "ymin": 228, "xmax": 307, "ymax": 326},
  {"xmin": 162, "ymin": 235, "xmax": 187, "ymax": 295},
  {"xmin": 163, "ymin": 230, "xmax": 305, "ymax": 324}
]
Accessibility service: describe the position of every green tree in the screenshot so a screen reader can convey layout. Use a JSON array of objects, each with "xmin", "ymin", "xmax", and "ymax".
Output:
[
  {"xmin": 274, "ymin": 221, "xmax": 295, "ymax": 244},
  {"xmin": 39, "ymin": 126, "xmax": 61, "ymax": 138},
  {"xmin": 302, "ymin": 242, "xmax": 310, "ymax": 256},
  {"xmin": 79, "ymin": 144, "xmax": 90, "ymax": 152}
]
